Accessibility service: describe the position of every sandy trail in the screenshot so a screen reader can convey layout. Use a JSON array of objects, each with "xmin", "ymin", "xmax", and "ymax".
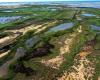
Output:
[
  {"xmin": 58, "ymin": 57, "xmax": 94, "ymax": 80},
  {"xmin": 41, "ymin": 37, "xmax": 74, "ymax": 69},
  {"xmin": 0, "ymin": 34, "xmax": 19, "ymax": 48},
  {"xmin": 34, "ymin": 21, "xmax": 57, "ymax": 34},
  {"xmin": 58, "ymin": 34, "xmax": 95, "ymax": 80},
  {"xmin": 4, "ymin": 21, "xmax": 56, "ymax": 35},
  {"xmin": 41, "ymin": 26, "xmax": 82, "ymax": 69},
  {"xmin": 0, "ymin": 23, "xmax": 48, "ymax": 47},
  {"xmin": 4, "ymin": 24, "xmax": 44, "ymax": 35},
  {"xmin": 0, "ymin": 50, "xmax": 11, "ymax": 58}
]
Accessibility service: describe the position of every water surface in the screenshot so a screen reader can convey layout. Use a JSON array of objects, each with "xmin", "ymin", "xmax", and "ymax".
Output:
[
  {"xmin": 47, "ymin": 22, "xmax": 74, "ymax": 33},
  {"xmin": 81, "ymin": 13, "xmax": 96, "ymax": 17},
  {"xmin": 0, "ymin": 9, "xmax": 13, "ymax": 12},
  {"xmin": 91, "ymin": 25, "xmax": 100, "ymax": 31},
  {"xmin": 0, "ymin": 16, "xmax": 21, "ymax": 24}
]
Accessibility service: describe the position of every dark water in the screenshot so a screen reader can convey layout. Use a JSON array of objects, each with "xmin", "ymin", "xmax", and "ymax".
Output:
[
  {"xmin": 91, "ymin": 25, "xmax": 100, "ymax": 31},
  {"xmin": 47, "ymin": 22, "xmax": 74, "ymax": 33}
]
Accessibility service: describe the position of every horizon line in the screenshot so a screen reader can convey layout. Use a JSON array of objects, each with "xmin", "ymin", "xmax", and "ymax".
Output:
[{"xmin": 0, "ymin": 1, "xmax": 99, "ymax": 2}]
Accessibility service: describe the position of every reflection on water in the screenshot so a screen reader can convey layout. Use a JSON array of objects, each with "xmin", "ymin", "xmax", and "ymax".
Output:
[
  {"xmin": 2, "ymin": 10, "xmax": 13, "ymax": 12},
  {"xmin": 0, "ymin": 16, "xmax": 21, "ymax": 24},
  {"xmin": 47, "ymin": 22, "xmax": 74, "ymax": 33},
  {"xmin": 91, "ymin": 25, "xmax": 100, "ymax": 31},
  {"xmin": 81, "ymin": 13, "xmax": 96, "ymax": 17}
]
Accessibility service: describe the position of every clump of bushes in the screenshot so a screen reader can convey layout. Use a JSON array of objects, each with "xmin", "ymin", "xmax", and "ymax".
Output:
[{"xmin": 0, "ymin": 32, "xmax": 13, "ymax": 38}]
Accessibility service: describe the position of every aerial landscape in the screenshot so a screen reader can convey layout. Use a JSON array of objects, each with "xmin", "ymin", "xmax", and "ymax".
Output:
[{"xmin": 0, "ymin": 0, "xmax": 100, "ymax": 80}]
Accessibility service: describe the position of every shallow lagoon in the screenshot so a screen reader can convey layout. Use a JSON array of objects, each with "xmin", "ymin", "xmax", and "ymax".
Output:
[
  {"xmin": 1, "ymin": 10, "xmax": 13, "ymax": 12},
  {"xmin": 81, "ymin": 13, "xmax": 96, "ymax": 17},
  {"xmin": 0, "ymin": 16, "xmax": 21, "ymax": 24},
  {"xmin": 47, "ymin": 22, "xmax": 74, "ymax": 33}
]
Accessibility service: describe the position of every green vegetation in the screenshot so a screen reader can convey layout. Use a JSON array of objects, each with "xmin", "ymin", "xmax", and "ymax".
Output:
[
  {"xmin": 0, "ymin": 32, "xmax": 13, "ymax": 38},
  {"xmin": 0, "ymin": 5, "xmax": 76, "ymax": 30},
  {"xmin": 87, "ymin": 34, "xmax": 100, "ymax": 80},
  {"xmin": 87, "ymin": 18, "xmax": 100, "ymax": 26},
  {"xmin": 0, "ymin": 4, "xmax": 100, "ymax": 80},
  {"xmin": 60, "ymin": 31, "xmax": 86, "ymax": 72}
]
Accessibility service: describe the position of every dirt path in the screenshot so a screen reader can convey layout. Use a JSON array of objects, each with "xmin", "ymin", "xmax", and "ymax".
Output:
[
  {"xmin": 0, "ymin": 34, "xmax": 19, "ymax": 48},
  {"xmin": 0, "ymin": 50, "xmax": 10, "ymax": 58},
  {"xmin": 5, "ymin": 24, "xmax": 42, "ymax": 34},
  {"xmin": 58, "ymin": 57, "xmax": 94, "ymax": 80},
  {"xmin": 41, "ymin": 37, "xmax": 75, "ymax": 69},
  {"xmin": 34, "ymin": 21, "xmax": 58, "ymax": 34},
  {"xmin": 41, "ymin": 26, "xmax": 82, "ymax": 69},
  {"xmin": 4, "ymin": 21, "xmax": 57, "ymax": 35},
  {"xmin": 0, "ymin": 22, "xmax": 49, "ymax": 48},
  {"xmin": 58, "ymin": 38, "xmax": 95, "ymax": 80}
]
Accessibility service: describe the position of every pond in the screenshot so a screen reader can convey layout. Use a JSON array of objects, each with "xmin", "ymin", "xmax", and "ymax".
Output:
[
  {"xmin": 0, "ymin": 16, "xmax": 22, "ymax": 24},
  {"xmin": 47, "ymin": 22, "xmax": 74, "ymax": 33},
  {"xmin": 91, "ymin": 25, "xmax": 100, "ymax": 31},
  {"xmin": 1, "ymin": 10, "xmax": 13, "ymax": 12},
  {"xmin": 81, "ymin": 13, "xmax": 96, "ymax": 17}
]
